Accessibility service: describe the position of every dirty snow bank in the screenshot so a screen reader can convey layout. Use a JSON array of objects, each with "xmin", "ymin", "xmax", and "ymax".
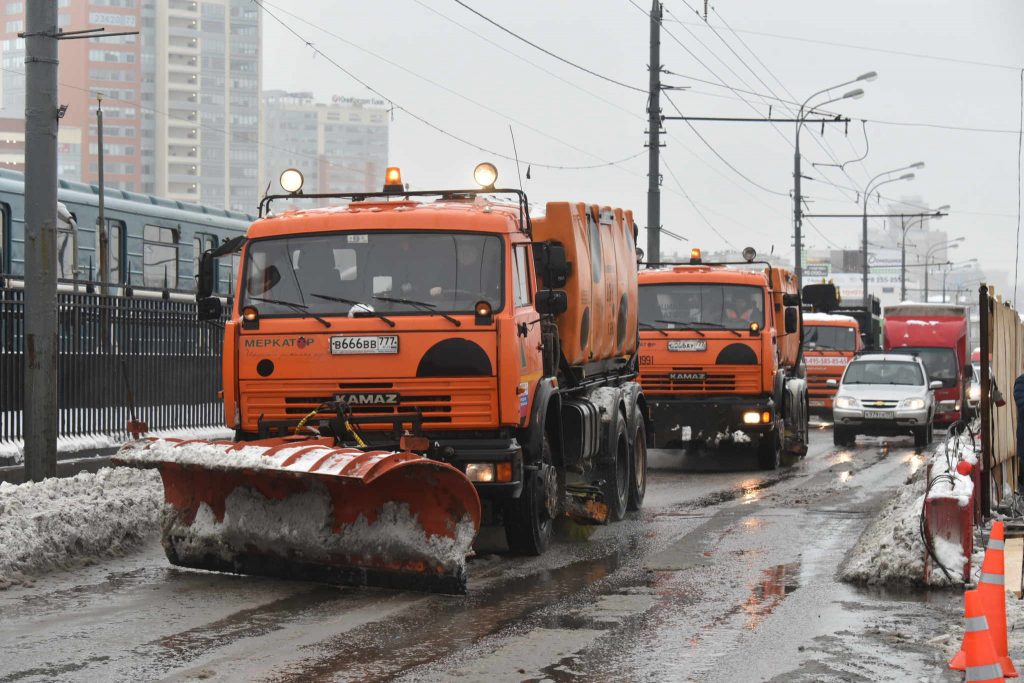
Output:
[
  {"xmin": 0, "ymin": 425, "xmax": 234, "ymax": 465},
  {"xmin": 0, "ymin": 467, "xmax": 163, "ymax": 589}
]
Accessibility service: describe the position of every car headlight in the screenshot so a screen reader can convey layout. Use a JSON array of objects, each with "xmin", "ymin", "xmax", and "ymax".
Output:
[
  {"xmin": 968, "ymin": 385, "xmax": 981, "ymax": 401},
  {"xmin": 835, "ymin": 396, "xmax": 858, "ymax": 409},
  {"xmin": 900, "ymin": 398, "xmax": 926, "ymax": 410}
]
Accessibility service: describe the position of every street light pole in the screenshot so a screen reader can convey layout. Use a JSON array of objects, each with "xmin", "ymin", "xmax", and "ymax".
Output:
[
  {"xmin": 924, "ymin": 237, "xmax": 964, "ymax": 301},
  {"xmin": 861, "ymin": 162, "xmax": 923, "ymax": 305},
  {"xmin": 793, "ymin": 72, "xmax": 874, "ymax": 284}
]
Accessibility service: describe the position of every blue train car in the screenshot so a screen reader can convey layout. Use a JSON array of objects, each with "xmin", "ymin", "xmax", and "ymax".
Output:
[{"xmin": 0, "ymin": 169, "xmax": 253, "ymax": 294}]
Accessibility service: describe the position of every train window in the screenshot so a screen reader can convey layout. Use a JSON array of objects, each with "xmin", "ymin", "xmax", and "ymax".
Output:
[
  {"xmin": 192, "ymin": 232, "xmax": 217, "ymax": 290},
  {"xmin": 143, "ymin": 224, "xmax": 179, "ymax": 288},
  {"xmin": 513, "ymin": 245, "xmax": 531, "ymax": 307},
  {"xmin": 107, "ymin": 219, "xmax": 125, "ymax": 283}
]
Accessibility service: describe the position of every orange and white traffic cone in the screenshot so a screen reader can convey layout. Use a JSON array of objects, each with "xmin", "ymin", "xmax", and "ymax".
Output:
[
  {"xmin": 951, "ymin": 523, "xmax": 1018, "ymax": 677},
  {"xmin": 952, "ymin": 590, "xmax": 1007, "ymax": 682}
]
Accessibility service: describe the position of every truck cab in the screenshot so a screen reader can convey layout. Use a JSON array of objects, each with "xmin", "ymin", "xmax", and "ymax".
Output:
[
  {"xmin": 803, "ymin": 313, "xmax": 862, "ymax": 416},
  {"xmin": 636, "ymin": 250, "xmax": 808, "ymax": 469}
]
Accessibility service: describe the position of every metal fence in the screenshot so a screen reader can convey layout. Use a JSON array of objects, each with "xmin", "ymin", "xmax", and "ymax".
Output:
[{"xmin": 1, "ymin": 278, "xmax": 229, "ymax": 454}]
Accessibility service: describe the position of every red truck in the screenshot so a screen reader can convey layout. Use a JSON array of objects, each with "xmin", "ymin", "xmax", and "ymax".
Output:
[{"xmin": 883, "ymin": 304, "xmax": 970, "ymax": 427}]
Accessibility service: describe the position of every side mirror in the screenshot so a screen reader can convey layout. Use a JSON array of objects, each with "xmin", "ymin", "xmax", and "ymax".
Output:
[
  {"xmin": 826, "ymin": 378, "xmax": 838, "ymax": 387},
  {"xmin": 534, "ymin": 241, "xmax": 570, "ymax": 288},
  {"xmin": 782, "ymin": 293, "xmax": 801, "ymax": 307},
  {"xmin": 784, "ymin": 307, "xmax": 798, "ymax": 334},
  {"xmin": 196, "ymin": 250, "xmax": 216, "ymax": 299},
  {"xmin": 930, "ymin": 380, "xmax": 943, "ymax": 390},
  {"xmin": 197, "ymin": 296, "xmax": 223, "ymax": 321},
  {"xmin": 535, "ymin": 289, "xmax": 568, "ymax": 315}
]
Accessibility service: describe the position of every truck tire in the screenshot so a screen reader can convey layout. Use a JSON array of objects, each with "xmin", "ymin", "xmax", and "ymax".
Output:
[
  {"xmin": 627, "ymin": 408, "xmax": 647, "ymax": 511},
  {"xmin": 602, "ymin": 410, "xmax": 630, "ymax": 522},
  {"xmin": 757, "ymin": 429, "xmax": 781, "ymax": 470},
  {"xmin": 504, "ymin": 434, "xmax": 557, "ymax": 555}
]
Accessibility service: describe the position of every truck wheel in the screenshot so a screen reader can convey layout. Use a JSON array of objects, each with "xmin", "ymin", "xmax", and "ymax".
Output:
[
  {"xmin": 627, "ymin": 409, "xmax": 647, "ymax": 511},
  {"xmin": 602, "ymin": 411, "xmax": 630, "ymax": 522},
  {"xmin": 913, "ymin": 426, "xmax": 929, "ymax": 449},
  {"xmin": 504, "ymin": 434, "xmax": 557, "ymax": 555},
  {"xmin": 833, "ymin": 426, "xmax": 854, "ymax": 447},
  {"xmin": 757, "ymin": 429, "xmax": 781, "ymax": 470}
]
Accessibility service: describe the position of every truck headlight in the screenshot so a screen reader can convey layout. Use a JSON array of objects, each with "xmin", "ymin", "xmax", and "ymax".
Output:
[
  {"xmin": 465, "ymin": 463, "xmax": 495, "ymax": 482},
  {"xmin": 968, "ymin": 385, "xmax": 981, "ymax": 401},
  {"xmin": 835, "ymin": 396, "xmax": 858, "ymax": 409},
  {"xmin": 742, "ymin": 411, "xmax": 761, "ymax": 425},
  {"xmin": 900, "ymin": 398, "xmax": 926, "ymax": 410}
]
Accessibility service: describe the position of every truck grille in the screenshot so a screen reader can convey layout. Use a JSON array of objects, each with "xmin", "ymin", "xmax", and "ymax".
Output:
[
  {"xmin": 640, "ymin": 365, "xmax": 760, "ymax": 395},
  {"xmin": 240, "ymin": 377, "xmax": 497, "ymax": 430}
]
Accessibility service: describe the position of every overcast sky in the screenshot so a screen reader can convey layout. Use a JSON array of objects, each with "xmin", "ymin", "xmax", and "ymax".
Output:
[{"xmin": 261, "ymin": 0, "xmax": 1024, "ymax": 293}]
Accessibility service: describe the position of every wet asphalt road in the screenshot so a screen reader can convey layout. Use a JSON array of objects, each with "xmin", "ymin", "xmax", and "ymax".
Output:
[{"xmin": 0, "ymin": 426, "xmax": 965, "ymax": 682}]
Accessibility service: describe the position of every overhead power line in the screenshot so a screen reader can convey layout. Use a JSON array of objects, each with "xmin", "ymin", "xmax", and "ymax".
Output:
[
  {"xmin": 254, "ymin": 0, "xmax": 643, "ymax": 171},
  {"xmin": 449, "ymin": 0, "xmax": 646, "ymax": 93}
]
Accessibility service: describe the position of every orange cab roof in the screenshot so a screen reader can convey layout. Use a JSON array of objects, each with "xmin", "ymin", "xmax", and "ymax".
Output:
[
  {"xmin": 637, "ymin": 264, "xmax": 769, "ymax": 287},
  {"xmin": 247, "ymin": 197, "xmax": 523, "ymax": 239}
]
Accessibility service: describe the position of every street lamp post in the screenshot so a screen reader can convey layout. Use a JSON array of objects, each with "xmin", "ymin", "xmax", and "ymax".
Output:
[
  {"xmin": 899, "ymin": 205, "xmax": 949, "ymax": 300},
  {"xmin": 942, "ymin": 259, "xmax": 977, "ymax": 302},
  {"xmin": 862, "ymin": 162, "xmax": 922, "ymax": 304},
  {"xmin": 924, "ymin": 237, "xmax": 964, "ymax": 300},
  {"xmin": 794, "ymin": 71, "xmax": 875, "ymax": 284}
]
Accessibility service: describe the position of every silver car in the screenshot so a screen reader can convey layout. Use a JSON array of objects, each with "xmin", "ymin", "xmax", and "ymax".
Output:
[{"xmin": 830, "ymin": 353, "xmax": 939, "ymax": 448}]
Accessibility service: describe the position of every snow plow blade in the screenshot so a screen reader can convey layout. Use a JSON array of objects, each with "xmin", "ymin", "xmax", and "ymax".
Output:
[{"xmin": 115, "ymin": 437, "xmax": 482, "ymax": 594}]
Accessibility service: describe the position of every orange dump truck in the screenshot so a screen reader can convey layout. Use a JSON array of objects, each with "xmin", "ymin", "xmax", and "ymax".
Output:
[
  {"xmin": 636, "ymin": 249, "xmax": 809, "ymax": 468},
  {"xmin": 803, "ymin": 313, "xmax": 863, "ymax": 415},
  {"xmin": 121, "ymin": 165, "xmax": 649, "ymax": 592}
]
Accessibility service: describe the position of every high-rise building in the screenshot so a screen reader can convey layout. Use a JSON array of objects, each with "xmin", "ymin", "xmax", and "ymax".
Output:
[
  {"xmin": 141, "ymin": 0, "xmax": 260, "ymax": 212},
  {"xmin": 261, "ymin": 91, "xmax": 388, "ymax": 196},
  {"xmin": 0, "ymin": 0, "xmax": 142, "ymax": 190}
]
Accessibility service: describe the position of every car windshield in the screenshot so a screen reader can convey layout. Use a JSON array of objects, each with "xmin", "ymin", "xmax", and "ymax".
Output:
[
  {"xmin": 241, "ymin": 231, "xmax": 504, "ymax": 315},
  {"xmin": 639, "ymin": 283, "xmax": 764, "ymax": 331},
  {"xmin": 805, "ymin": 324, "xmax": 857, "ymax": 351},
  {"xmin": 889, "ymin": 347, "xmax": 958, "ymax": 388},
  {"xmin": 843, "ymin": 361, "xmax": 924, "ymax": 386}
]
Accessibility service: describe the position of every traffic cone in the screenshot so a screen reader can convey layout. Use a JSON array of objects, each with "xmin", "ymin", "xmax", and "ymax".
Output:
[
  {"xmin": 949, "ymin": 590, "xmax": 1006, "ymax": 682},
  {"xmin": 950, "ymin": 523, "xmax": 1018, "ymax": 677},
  {"xmin": 978, "ymin": 522, "xmax": 1019, "ymax": 677}
]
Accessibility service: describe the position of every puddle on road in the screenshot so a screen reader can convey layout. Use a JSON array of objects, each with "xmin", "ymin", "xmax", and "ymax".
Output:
[
  {"xmin": 903, "ymin": 452, "xmax": 925, "ymax": 476},
  {"xmin": 742, "ymin": 562, "xmax": 801, "ymax": 631},
  {"xmin": 741, "ymin": 478, "xmax": 762, "ymax": 504}
]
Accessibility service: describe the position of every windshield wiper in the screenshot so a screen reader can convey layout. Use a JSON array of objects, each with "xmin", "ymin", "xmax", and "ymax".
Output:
[
  {"xmin": 638, "ymin": 321, "xmax": 668, "ymax": 337},
  {"xmin": 373, "ymin": 295, "xmax": 461, "ymax": 327},
  {"xmin": 691, "ymin": 321, "xmax": 741, "ymax": 338},
  {"xmin": 310, "ymin": 293, "xmax": 395, "ymax": 327},
  {"xmin": 249, "ymin": 296, "xmax": 331, "ymax": 328},
  {"xmin": 655, "ymin": 320, "xmax": 704, "ymax": 337}
]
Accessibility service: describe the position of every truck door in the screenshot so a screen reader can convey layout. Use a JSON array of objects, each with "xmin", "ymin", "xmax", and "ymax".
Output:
[{"xmin": 513, "ymin": 243, "xmax": 543, "ymax": 424}]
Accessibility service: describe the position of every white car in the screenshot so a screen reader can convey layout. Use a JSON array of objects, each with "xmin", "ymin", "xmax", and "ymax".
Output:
[{"xmin": 830, "ymin": 353, "xmax": 939, "ymax": 448}]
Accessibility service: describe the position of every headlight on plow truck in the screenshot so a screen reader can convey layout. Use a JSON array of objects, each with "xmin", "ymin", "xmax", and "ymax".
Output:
[
  {"xmin": 900, "ymin": 398, "xmax": 926, "ymax": 410},
  {"xmin": 465, "ymin": 462, "xmax": 513, "ymax": 483},
  {"xmin": 834, "ymin": 396, "xmax": 858, "ymax": 409},
  {"xmin": 742, "ymin": 410, "xmax": 772, "ymax": 425}
]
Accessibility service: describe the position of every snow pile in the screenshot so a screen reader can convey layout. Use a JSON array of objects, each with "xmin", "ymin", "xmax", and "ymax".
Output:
[
  {"xmin": 840, "ymin": 469, "xmax": 929, "ymax": 586},
  {"xmin": 927, "ymin": 437, "xmax": 980, "ymax": 507},
  {"xmin": 803, "ymin": 312, "xmax": 858, "ymax": 324},
  {"xmin": 0, "ymin": 467, "xmax": 163, "ymax": 589},
  {"xmin": 0, "ymin": 425, "xmax": 233, "ymax": 465},
  {"xmin": 117, "ymin": 438, "xmax": 280, "ymax": 471}
]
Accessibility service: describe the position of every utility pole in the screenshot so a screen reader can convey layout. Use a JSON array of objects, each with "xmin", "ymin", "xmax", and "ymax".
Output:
[
  {"xmin": 793, "ymin": 134, "xmax": 802, "ymax": 281},
  {"xmin": 97, "ymin": 93, "xmax": 108, "ymax": 295},
  {"xmin": 23, "ymin": 0, "xmax": 59, "ymax": 482},
  {"xmin": 645, "ymin": 0, "xmax": 662, "ymax": 265}
]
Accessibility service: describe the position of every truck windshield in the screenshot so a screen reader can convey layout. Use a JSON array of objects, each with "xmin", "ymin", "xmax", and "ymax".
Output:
[
  {"xmin": 889, "ymin": 347, "xmax": 959, "ymax": 388},
  {"xmin": 805, "ymin": 325, "xmax": 856, "ymax": 351},
  {"xmin": 843, "ymin": 361, "xmax": 924, "ymax": 386},
  {"xmin": 639, "ymin": 284, "xmax": 764, "ymax": 331},
  {"xmin": 241, "ymin": 232, "xmax": 504, "ymax": 316}
]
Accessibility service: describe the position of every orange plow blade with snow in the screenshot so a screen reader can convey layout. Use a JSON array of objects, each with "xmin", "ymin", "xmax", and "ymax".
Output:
[{"xmin": 116, "ymin": 437, "xmax": 482, "ymax": 594}]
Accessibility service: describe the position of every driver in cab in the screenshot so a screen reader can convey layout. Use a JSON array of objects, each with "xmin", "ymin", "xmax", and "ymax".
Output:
[{"xmin": 724, "ymin": 289, "xmax": 760, "ymax": 324}]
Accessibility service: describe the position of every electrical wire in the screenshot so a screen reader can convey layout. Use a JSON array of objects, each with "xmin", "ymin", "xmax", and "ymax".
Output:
[
  {"xmin": 449, "ymin": 0, "xmax": 646, "ymax": 93},
  {"xmin": 255, "ymin": 0, "xmax": 645, "ymax": 171},
  {"xmin": 662, "ymin": 157, "xmax": 734, "ymax": 248}
]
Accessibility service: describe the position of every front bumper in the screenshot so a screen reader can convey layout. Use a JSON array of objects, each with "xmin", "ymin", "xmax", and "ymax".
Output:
[
  {"xmin": 832, "ymin": 405, "xmax": 929, "ymax": 435},
  {"xmin": 649, "ymin": 396, "xmax": 774, "ymax": 448}
]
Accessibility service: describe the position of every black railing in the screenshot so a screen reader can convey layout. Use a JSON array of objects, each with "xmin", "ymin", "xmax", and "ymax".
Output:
[{"xmin": 1, "ymin": 279, "xmax": 230, "ymax": 457}]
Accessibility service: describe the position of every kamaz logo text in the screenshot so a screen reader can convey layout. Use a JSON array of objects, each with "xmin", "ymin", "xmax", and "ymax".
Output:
[{"xmin": 337, "ymin": 393, "xmax": 400, "ymax": 406}]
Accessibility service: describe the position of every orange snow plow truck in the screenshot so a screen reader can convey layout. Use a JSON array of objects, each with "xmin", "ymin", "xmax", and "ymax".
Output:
[
  {"xmin": 117, "ymin": 165, "xmax": 649, "ymax": 594},
  {"xmin": 636, "ymin": 249, "xmax": 809, "ymax": 469}
]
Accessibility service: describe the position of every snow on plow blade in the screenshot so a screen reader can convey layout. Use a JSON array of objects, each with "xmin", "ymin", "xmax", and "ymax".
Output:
[{"xmin": 115, "ymin": 437, "xmax": 482, "ymax": 594}]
